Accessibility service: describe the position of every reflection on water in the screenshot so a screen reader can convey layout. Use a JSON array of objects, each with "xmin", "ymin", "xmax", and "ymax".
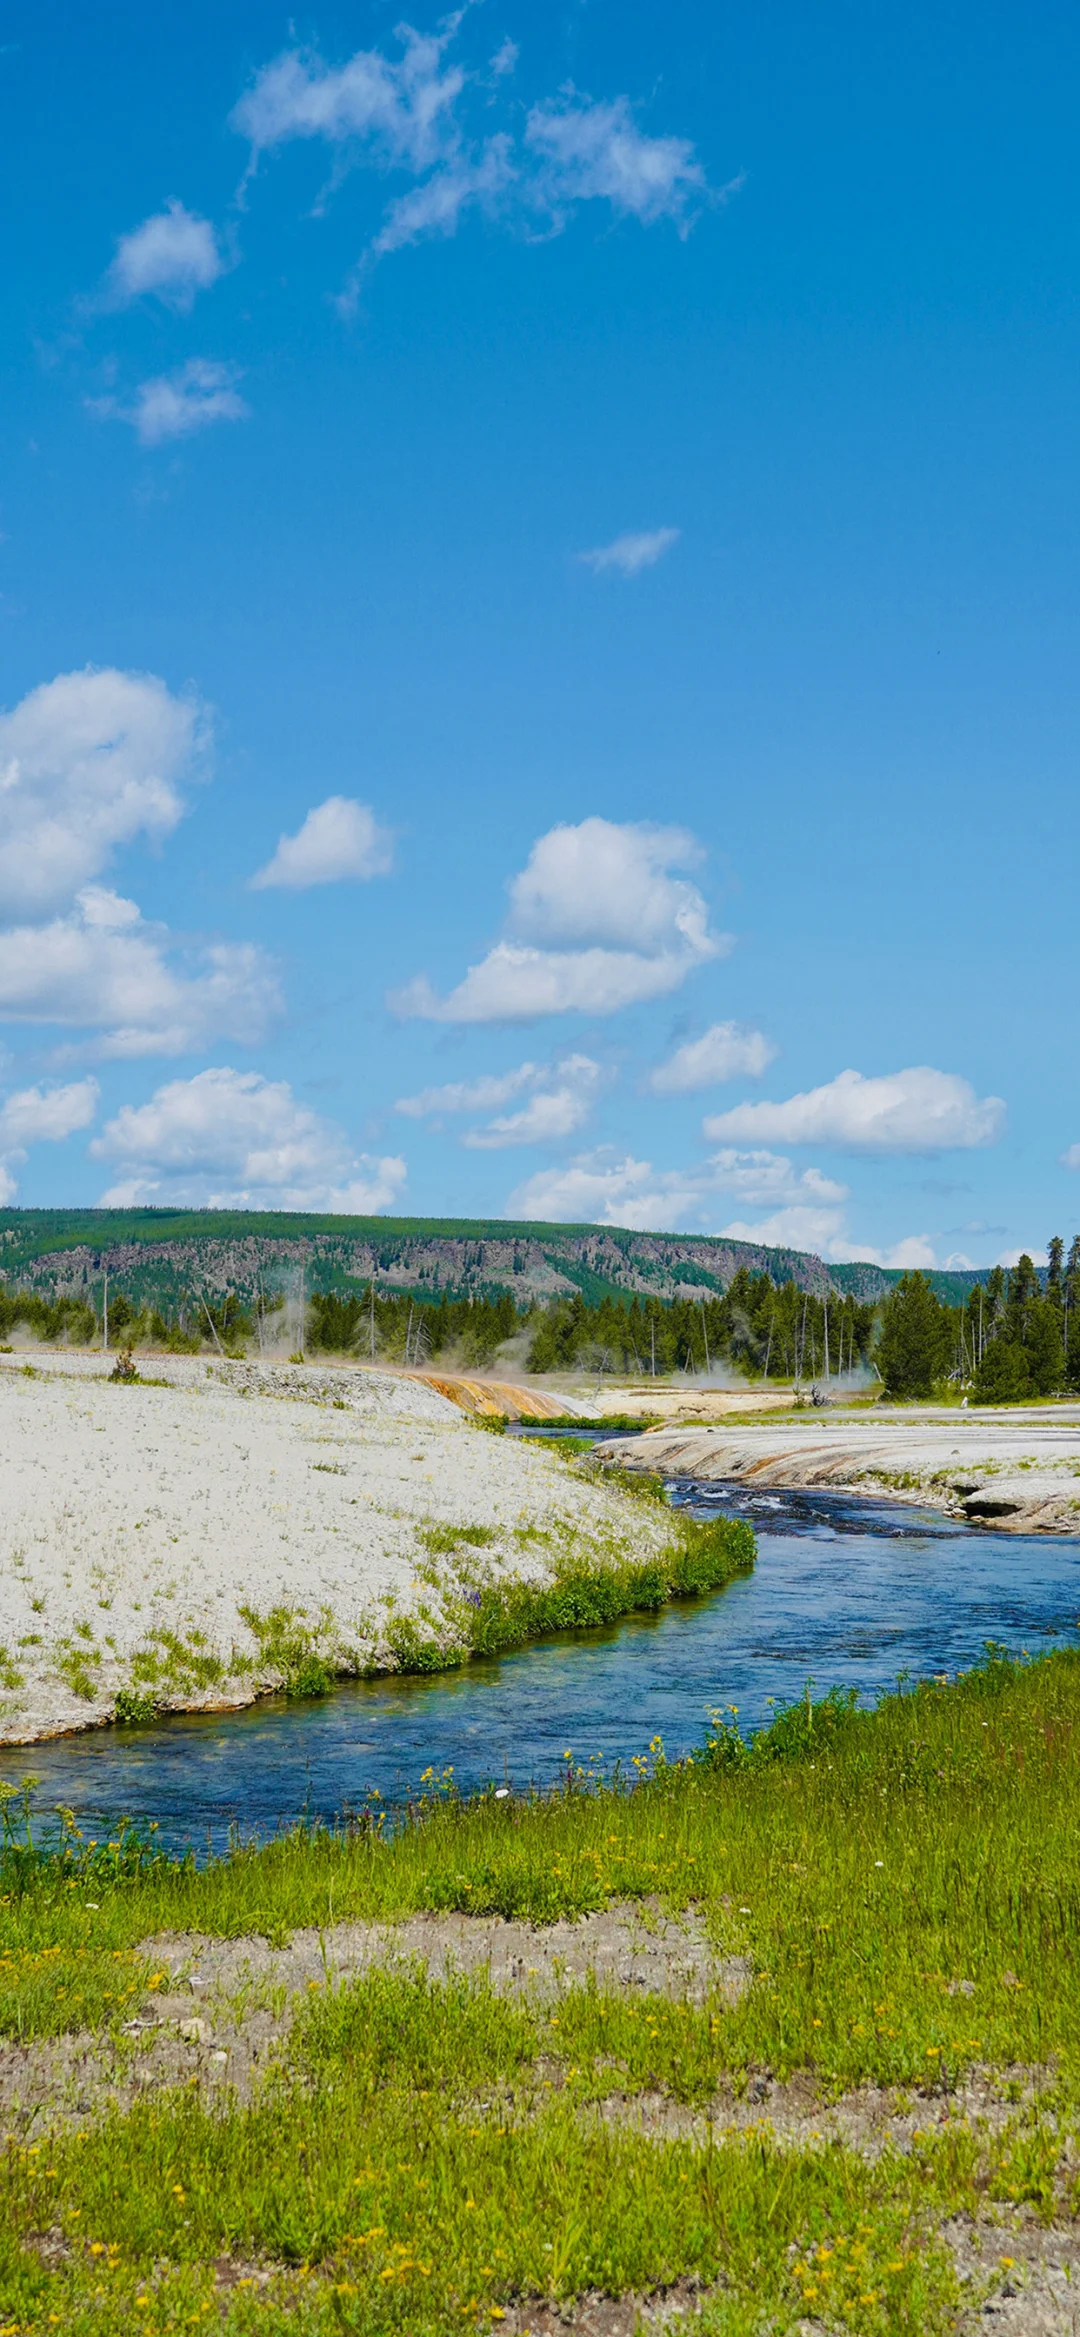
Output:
[{"xmin": 3, "ymin": 1485, "xmax": 1078, "ymax": 1855}]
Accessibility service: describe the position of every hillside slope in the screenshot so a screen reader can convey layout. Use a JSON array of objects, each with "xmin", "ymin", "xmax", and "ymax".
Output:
[{"xmin": 0, "ymin": 1207, "xmax": 986, "ymax": 1311}]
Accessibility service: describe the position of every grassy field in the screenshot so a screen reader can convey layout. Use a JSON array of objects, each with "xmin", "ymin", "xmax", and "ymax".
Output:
[{"xmin": 1, "ymin": 1647, "xmax": 1079, "ymax": 2332}]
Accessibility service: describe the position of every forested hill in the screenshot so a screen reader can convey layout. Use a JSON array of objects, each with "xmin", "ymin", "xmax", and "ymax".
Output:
[{"xmin": 0, "ymin": 1208, "xmax": 985, "ymax": 1311}]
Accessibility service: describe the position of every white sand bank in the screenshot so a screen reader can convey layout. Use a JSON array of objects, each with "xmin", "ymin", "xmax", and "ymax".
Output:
[
  {"xmin": 0, "ymin": 1352, "xmax": 676, "ymax": 1745},
  {"xmin": 597, "ymin": 1402, "xmax": 1080, "ymax": 1531}
]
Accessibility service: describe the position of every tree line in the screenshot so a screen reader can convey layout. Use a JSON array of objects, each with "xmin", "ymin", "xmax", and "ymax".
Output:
[
  {"xmin": 879, "ymin": 1237, "xmax": 1080, "ymax": 1399},
  {"xmin": 524, "ymin": 1273, "xmax": 876, "ymax": 1382},
  {"xmin": 5, "ymin": 1242, "xmax": 1080, "ymax": 1404}
]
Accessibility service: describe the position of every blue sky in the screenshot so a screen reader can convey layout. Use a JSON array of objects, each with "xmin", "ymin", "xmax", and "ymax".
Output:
[{"xmin": 1, "ymin": 0, "xmax": 1078, "ymax": 1267}]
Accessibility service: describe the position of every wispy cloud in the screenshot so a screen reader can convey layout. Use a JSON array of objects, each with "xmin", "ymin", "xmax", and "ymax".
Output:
[
  {"xmin": 91, "ymin": 359, "xmax": 249, "ymax": 447},
  {"xmin": 396, "ymin": 1053, "xmax": 606, "ymax": 1148},
  {"xmin": 100, "ymin": 201, "xmax": 225, "ymax": 312},
  {"xmin": 525, "ymin": 94, "xmax": 705, "ymax": 231},
  {"xmin": 231, "ymin": 22, "xmax": 723, "ymax": 285},
  {"xmin": 579, "ymin": 528, "xmax": 680, "ymax": 578}
]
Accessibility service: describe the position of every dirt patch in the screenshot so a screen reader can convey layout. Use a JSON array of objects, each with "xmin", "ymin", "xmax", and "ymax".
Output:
[
  {"xmin": 496, "ymin": 2278, "xmax": 717, "ymax": 2336},
  {"xmin": 137, "ymin": 1901, "xmax": 741, "ymax": 2005},
  {"xmin": 0, "ymin": 1904, "xmax": 745, "ymax": 2136},
  {"xmin": 593, "ymin": 2062, "xmax": 1057, "ymax": 2153},
  {"xmin": 948, "ymin": 2216, "xmax": 1080, "ymax": 2332}
]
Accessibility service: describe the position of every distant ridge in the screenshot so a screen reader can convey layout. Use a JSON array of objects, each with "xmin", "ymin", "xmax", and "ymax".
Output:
[{"xmin": 0, "ymin": 1208, "xmax": 988, "ymax": 1310}]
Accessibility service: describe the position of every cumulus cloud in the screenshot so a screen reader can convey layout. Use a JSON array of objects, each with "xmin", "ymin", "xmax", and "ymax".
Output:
[
  {"xmin": 704, "ymin": 1066, "xmax": 1006, "ymax": 1155},
  {"xmin": 250, "ymin": 797, "xmax": 394, "ymax": 890},
  {"xmin": 1061, "ymin": 1143, "xmax": 1080, "ymax": 1170},
  {"xmin": 505, "ymin": 1141, "xmax": 941, "ymax": 1264},
  {"xmin": 507, "ymin": 1145, "xmax": 850, "ymax": 1239},
  {"xmin": 0, "ymin": 667, "xmax": 199, "ymax": 919},
  {"xmin": 0, "ymin": 895, "xmax": 279, "ymax": 1057},
  {"xmin": 0, "ymin": 665, "xmax": 280, "ymax": 1060},
  {"xmin": 393, "ymin": 818, "xmax": 727, "ymax": 1024},
  {"xmin": 578, "ymin": 527, "xmax": 679, "ymax": 578},
  {"xmin": 94, "ymin": 359, "xmax": 249, "ymax": 448},
  {"xmin": 396, "ymin": 1054, "xmax": 605, "ymax": 1147},
  {"xmin": 92, "ymin": 1066, "xmax": 406, "ymax": 1212},
  {"xmin": 231, "ymin": 24, "xmax": 717, "ymax": 280},
  {"xmin": 649, "ymin": 1020, "xmax": 777, "ymax": 1095},
  {"xmin": 0, "ymin": 1078, "xmax": 98, "ymax": 1150},
  {"xmin": 0, "ymin": 1076, "xmax": 99, "ymax": 1204},
  {"xmin": 102, "ymin": 201, "xmax": 225, "ymax": 311}
]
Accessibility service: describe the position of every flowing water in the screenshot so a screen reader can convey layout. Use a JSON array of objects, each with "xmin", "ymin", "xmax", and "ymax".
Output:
[{"xmin": 3, "ymin": 1478, "xmax": 1079, "ymax": 1856}]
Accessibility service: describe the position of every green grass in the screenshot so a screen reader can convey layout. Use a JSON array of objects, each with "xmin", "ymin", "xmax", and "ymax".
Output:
[{"xmin": 2, "ymin": 1650, "xmax": 1080, "ymax": 2331}]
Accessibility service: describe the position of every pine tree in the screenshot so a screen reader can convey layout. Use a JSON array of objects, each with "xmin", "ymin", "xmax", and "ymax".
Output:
[{"xmin": 877, "ymin": 1273, "xmax": 952, "ymax": 1398}]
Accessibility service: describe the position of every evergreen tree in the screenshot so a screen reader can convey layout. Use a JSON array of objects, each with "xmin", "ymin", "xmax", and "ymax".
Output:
[
  {"xmin": 1005, "ymin": 1254, "xmax": 1041, "ymax": 1346},
  {"xmin": 973, "ymin": 1340, "xmax": 1031, "ymax": 1403},
  {"xmin": 1025, "ymin": 1298, "xmax": 1064, "ymax": 1396},
  {"xmin": 877, "ymin": 1273, "xmax": 952, "ymax": 1398},
  {"xmin": 1047, "ymin": 1235, "xmax": 1064, "ymax": 1307}
]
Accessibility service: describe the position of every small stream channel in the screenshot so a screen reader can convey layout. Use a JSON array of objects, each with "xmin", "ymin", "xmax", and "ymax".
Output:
[{"xmin": 3, "ymin": 1426, "xmax": 1079, "ymax": 1854}]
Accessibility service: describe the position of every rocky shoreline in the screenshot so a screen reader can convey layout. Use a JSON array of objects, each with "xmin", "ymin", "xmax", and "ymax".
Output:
[{"xmin": 595, "ymin": 1399, "xmax": 1080, "ymax": 1533}]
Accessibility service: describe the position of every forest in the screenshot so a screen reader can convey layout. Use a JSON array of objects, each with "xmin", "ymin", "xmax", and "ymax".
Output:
[
  {"xmin": 877, "ymin": 1239, "xmax": 1080, "ymax": 1400},
  {"xmin": 2, "ymin": 1239, "xmax": 1079, "ymax": 1402}
]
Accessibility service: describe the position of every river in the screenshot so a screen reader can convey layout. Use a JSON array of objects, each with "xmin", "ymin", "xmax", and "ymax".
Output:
[{"xmin": 1, "ymin": 1477, "xmax": 1077, "ymax": 1856}]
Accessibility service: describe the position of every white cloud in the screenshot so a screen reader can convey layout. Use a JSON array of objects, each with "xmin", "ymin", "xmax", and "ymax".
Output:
[
  {"xmin": 704, "ymin": 1066, "xmax": 1006, "ymax": 1155},
  {"xmin": 92, "ymin": 1066, "xmax": 406, "ymax": 1212},
  {"xmin": 232, "ymin": 27, "xmax": 717, "ymax": 277},
  {"xmin": 507, "ymin": 1144, "xmax": 849, "ymax": 1238},
  {"xmin": 395, "ymin": 1064, "xmax": 541, "ymax": 1119},
  {"xmin": 649, "ymin": 1020, "xmax": 777, "ymax": 1095},
  {"xmin": 525, "ymin": 94, "xmax": 705, "ymax": 229},
  {"xmin": 1061, "ymin": 1143, "xmax": 1080, "ymax": 1170},
  {"xmin": 0, "ymin": 666, "xmax": 281, "ymax": 1060},
  {"xmin": 0, "ymin": 1076, "xmax": 99, "ymax": 1204},
  {"xmin": 0, "ymin": 1078, "xmax": 98, "ymax": 1151},
  {"xmin": 128, "ymin": 361, "xmax": 247, "ymax": 448},
  {"xmin": 579, "ymin": 528, "xmax": 679, "ymax": 578},
  {"xmin": 393, "ymin": 818, "xmax": 727, "ymax": 1024},
  {"xmin": 883, "ymin": 1236, "xmax": 938, "ymax": 1269},
  {"xmin": 462, "ymin": 1055, "xmax": 605, "ymax": 1148},
  {"xmin": 996, "ymin": 1246, "xmax": 1049, "ymax": 1269},
  {"xmin": 396, "ymin": 1053, "xmax": 605, "ymax": 1147},
  {"xmin": 94, "ymin": 360, "xmax": 248, "ymax": 448},
  {"xmin": 232, "ymin": 26, "xmax": 464, "ymax": 174},
  {"xmin": 251, "ymin": 797, "xmax": 394, "ymax": 890},
  {"xmin": 0, "ymin": 895, "xmax": 279, "ymax": 1058},
  {"xmin": 368, "ymin": 137, "xmax": 514, "ymax": 261},
  {"xmin": 103, "ymin": 201, "xmax": 224, "ymax": 311},
  {"xmin": 0, "ymin": 667, "xmax": 199, "ymax": 919}
]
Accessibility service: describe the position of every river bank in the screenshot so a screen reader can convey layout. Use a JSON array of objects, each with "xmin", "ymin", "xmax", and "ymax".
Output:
[
  {"xmin": 3, "ymin": 1650, "xmax": 1080, "ymax": 2332},
  {"xmin": 595, "ymin": 1400, "xmax": 1080, "ymax": 1530},
  {"xmin": 0, "ymin": 1351, "xmax": 746, "ymax": 1747}
]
